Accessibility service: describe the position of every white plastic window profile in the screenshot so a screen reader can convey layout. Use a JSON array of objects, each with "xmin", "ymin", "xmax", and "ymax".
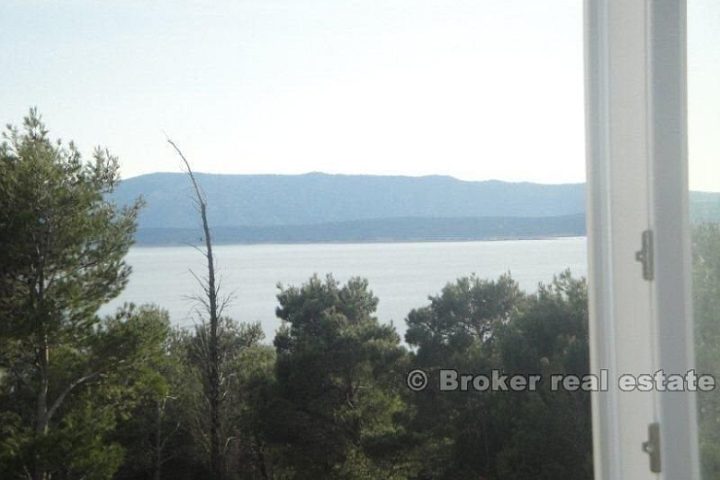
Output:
[{"xmin": 585, "ymin": 1, "xmax": 698, "ymax": 479}]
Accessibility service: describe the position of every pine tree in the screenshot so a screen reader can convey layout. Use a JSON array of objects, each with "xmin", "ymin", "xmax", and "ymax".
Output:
[{"xmin": 0, "ymin": 109, "xmax": 144, "ymax": 479}]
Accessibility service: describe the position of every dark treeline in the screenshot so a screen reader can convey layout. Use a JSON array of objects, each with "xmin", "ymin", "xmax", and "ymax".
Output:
[
  {"xmin": 1, "ymin": 112, "xmax": 718, "ymax": 480},
  {"xmin": 132, "ymin": 215, "xmax": 586, "ymax": 246}
]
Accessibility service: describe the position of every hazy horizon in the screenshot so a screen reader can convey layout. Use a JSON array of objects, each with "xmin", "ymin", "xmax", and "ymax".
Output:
[
  {"xmin": 2, "ymin": 0, "xmax": 718, "ymax": 190},
  {"xmin": 123, "ymin": 169, "xmax": 587, "ymax": 185},
  {"xmin": 1, "ymin": 0, "xmax": 586, "ymax": 185},
  {"xmin": 122, "ymin": 171, "xmax": 720, "ymax": 193}
]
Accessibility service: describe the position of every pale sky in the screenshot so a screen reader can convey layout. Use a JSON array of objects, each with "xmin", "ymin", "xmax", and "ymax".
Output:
[{"xmin": 0, "ymin": 1, "xmax": 717, "ymax": 190}]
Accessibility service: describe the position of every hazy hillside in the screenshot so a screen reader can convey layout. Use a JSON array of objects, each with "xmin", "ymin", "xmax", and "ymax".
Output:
[
  {"xmin": 692, "ymin": 191, "xmax": 720, "ymax": 223},
  {"xmin": 112, "ymin": 172, "xmax": 586, "ymax": 229},
  {"xmin": 110, "ymin": 172, "xmax": 719, "ymax": 244}
]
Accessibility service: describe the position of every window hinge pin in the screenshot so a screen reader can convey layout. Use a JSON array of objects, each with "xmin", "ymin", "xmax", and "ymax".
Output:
[
  {"xmin": 642, "ymin": 422, "xmax": 661, "ymax": 473},
  {"xmin": 635, "ymin": 229, "xmax": 654, "ymax": 281}
]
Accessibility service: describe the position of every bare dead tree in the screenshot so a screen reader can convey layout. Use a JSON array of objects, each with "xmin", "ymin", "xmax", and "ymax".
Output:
[{"xmin": 166, "ymin": 138, "xmax": 223, "ymax": 479}]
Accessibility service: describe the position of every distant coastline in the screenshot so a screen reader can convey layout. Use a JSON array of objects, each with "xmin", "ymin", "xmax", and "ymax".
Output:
[
  {"xmin": 132, "ymin": 214, "xmax": 586, "ymax": 246},
  {"xmin": 112, "ymin": 172, "xmax": 719, "ymax": 246},
  {"xmin": 131, "ymin": 235, "xmax": 588, "ymax": 248},
  {"xmin": 221, "ymin": 234, "xmax": 586, "ymax": 245}
]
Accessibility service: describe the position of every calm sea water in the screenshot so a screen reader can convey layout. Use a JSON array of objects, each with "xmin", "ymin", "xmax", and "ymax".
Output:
[{"xmin": 101, "ymin": 237, "xmax": 587, "ymax": 340}]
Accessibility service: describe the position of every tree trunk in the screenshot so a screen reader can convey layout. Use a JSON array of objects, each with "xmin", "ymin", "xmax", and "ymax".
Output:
[
  {"xmin": 32, "ymin": 334, "xmax": 50, "ymax": 480},
  {"xmin": 202, "ymin": 202, "xmax": 222, "ymax": 480},
  {"xmin": 154, "ymin": 399, "xmax": 163, "ymax": 480},
  {"xmin": 33, "ymin": 260, "xmax": 49, "ymax": 480},
  {"xmin": 254, "ymin": 435, "xmax": 270, "ymax": 480},
  {"xmin": 167, "ymin": 139, "xmax": 223, "ymax": 479}
]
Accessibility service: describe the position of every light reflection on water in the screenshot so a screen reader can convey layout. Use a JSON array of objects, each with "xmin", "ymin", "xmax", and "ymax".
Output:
[{"xmin": 102, "ymin": 237, "xmax": 587, "ymax": 339}]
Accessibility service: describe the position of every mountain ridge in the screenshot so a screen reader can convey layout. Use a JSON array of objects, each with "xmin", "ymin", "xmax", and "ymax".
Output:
[
  {"xmin": 110, "ymin": 172, "xmax": 719, "ymax": 244},
  {"xmin": 112, "ymin": 172, "xmax": 587, "ymax": 229}
]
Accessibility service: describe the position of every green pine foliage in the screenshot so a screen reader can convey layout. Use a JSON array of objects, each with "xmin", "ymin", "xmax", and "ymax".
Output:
[
  {"xmin": 403, "ymin": 272, "xmax": 592, "ymax": 479},
  {"xmin": 693, "ymin": 223, "xmax": 720, "ymax": 479},
  {"xmin": 265, "ymin": 275, "xmax": 411, "ymax": 479},
  {"xmin": 2, "ymin": 109, "xmax": 718, "ymax": 480},
  {"xmin": 0, "ymin": 109, "xmax": 158, "ymax": 479}
]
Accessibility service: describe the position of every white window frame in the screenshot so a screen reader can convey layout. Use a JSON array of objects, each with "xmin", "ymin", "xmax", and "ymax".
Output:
[{"xmin": 585, "ymin": 1, "xmax": 699, "ymax": 479}]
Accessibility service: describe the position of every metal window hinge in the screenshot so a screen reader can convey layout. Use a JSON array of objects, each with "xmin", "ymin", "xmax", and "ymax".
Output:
[
  {"xmin": 635, "ymin": 229, "xmax": 654, "ymax": 281},
  {"xmin": 642, "ymin": 422, "xmax": 661, "ymax": 473}
]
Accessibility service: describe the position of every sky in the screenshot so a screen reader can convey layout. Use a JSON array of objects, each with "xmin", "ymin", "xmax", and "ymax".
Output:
[{"xmin": 0, "ymin": 1, "xmax": 717, "ymax": 190}]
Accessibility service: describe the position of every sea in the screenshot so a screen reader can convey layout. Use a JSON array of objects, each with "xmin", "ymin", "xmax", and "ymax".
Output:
[{"xmin": 101, "ymin": 237, "xmax": 587, "ymax": 340}]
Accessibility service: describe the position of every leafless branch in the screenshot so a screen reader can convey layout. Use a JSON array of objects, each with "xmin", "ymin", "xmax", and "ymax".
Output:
[{"xmin": 47, "ymin": 371, "xmax": 101, "ymax": 422}]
